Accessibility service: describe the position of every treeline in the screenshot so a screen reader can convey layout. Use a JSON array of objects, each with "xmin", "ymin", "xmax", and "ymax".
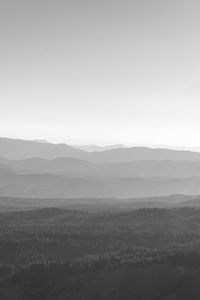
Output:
[
  {"xmin": 1, "ymin": 207, "xmax": 200, "ymax": 299},
  {"xmin": 1, "ymin": 249, "xmax": 200, "ymax": 300},
  {"xmin": 1, "ymin": 207, "xmax": 200, "ymax": 265}
]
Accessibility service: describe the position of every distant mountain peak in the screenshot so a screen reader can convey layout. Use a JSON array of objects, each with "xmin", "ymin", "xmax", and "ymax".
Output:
[
  {"xmin": 0, "ymin": 137, "xmax": 84, "ymax": 160},
  {"xmin": 72, "ymin": 144, "xmax": 126, "ymax": 152},
  {"xmin": 31, "ymin": 139, "xmax": 50, "ymax": 143}
]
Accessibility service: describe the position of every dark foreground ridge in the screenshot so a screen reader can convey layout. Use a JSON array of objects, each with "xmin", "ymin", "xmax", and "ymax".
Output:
[
  {"xmin": 1, "ymin": 207, "xmax": 200, "ymax": 299},
  {"xmin": 1, "ymin": 249, "xmax": 200, "ymax": 300}
]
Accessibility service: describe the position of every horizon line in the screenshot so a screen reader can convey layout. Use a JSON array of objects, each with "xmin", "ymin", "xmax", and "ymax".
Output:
[{"xmin": 1, "ymin": 135, "xmax": 200, "ymax": 152}]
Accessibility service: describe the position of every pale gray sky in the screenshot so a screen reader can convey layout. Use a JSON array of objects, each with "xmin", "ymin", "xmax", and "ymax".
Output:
[{"xmin": 1, "ymin": 0, "xmax": 200, "ymax": 146}]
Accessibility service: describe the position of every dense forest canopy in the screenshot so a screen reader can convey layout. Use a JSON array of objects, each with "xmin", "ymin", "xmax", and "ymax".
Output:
[{"xmin": 1, "ymin": 205, "xmax": 200, "ymax": 299}]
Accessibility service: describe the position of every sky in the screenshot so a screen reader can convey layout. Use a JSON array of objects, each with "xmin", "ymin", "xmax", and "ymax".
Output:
[{"xmin": 1, "ymin": 0, "xmax": 200, "ymax": 147}]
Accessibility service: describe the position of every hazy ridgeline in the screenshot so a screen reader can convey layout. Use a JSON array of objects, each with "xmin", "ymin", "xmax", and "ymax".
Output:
[
  {"xmin": 2, "ymin": 138, "xmax": 200, "ymax": 199},
  {"xmin": 2, "ymin": 0, "xmax": 200, "ymax": 297},
  {"xmin": 0, "ymin": 138, "xmax": 200, "ymax": 299}
]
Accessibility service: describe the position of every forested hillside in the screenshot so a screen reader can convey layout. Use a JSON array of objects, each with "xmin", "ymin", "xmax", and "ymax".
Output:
[{"xmin": 1, "ymin": 207, "xmax": 200, "ymax": 299}]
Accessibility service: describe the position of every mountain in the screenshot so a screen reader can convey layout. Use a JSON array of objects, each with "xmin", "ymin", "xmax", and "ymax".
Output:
[
  {"xmin": 1, "ymin": 157, "xmax": 94, "ymax": 175},
  {"xmin": 95, "ymin": 160, "xmax": 200, "ymax": 178},
  {"xmin": 181, "ymin": 197, "xmax": 200, "ymax": 207},
  {"xmin": 31, "ymin": 139, "xmax": 50, "ymax": 143},
  {"xmin": 89, "ymin": 147, "xmax": 200, "ymax": 163},
  {"xmin": 0, "ymin": 194, "xmax": 194, "ymax": 211},
  {"xmin": 0, "ymin": 165, "xmax": 16, "ymax": 179},
  {"xmin": 3, "ymin": 158, "xmax": 200, "ymax": 178},
  {"xmin": 1, "ymin": 168, "xmax": 200, "ymax": 198},
  {"xmin": 1, "ymin": 137, "xmax": 200, "ymax": 163},
  {"xmin": 0, "ymin": 137, "xmax": 85, "ymax": 160},
  {"xmin": 72, "ymin": 144, "xmax": 125, "ymax": 152}
]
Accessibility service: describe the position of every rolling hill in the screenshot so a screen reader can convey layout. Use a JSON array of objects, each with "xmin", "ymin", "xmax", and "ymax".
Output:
[
  {"xmin": 1, "ymin": 167, "xmax": 200, "ymax": 198},
  {"xmin": 2, "ymin": 157, "xmax": 200, "ymax": 179},
  {"xmin": 0, "ymin": 137, "xmax": 84, "ymax": 160},
  {"xmin": 1, "ymin": 137, "xmax": 200, "ymax": 163}
]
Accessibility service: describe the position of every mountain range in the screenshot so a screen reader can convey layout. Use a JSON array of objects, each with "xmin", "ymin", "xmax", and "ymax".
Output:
[
  {"xmin": 1, "ymin": 137, "xmax": 200, "ymax": 199},
  {"xmin": 1, "ymin": 137, "xmax": 200, "ymax": 162},
  {"xmin": 3, "ymin": 157, "xmax": 200, "ymax": 178},
  {"xmin": 72, "ymin": 144, "xmax": 125, "ymax": 152}
]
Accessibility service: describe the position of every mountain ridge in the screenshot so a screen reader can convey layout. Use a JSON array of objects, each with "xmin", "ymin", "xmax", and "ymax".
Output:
[{"xmin": 1, "ymin": 137, "xmax": 200, "ymax": 162}]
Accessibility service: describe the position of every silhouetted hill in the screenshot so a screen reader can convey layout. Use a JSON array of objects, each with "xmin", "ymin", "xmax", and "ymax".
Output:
[
  {"xmin": 181, "ymin": 197, "xmax": 200, "ymax": 207},
  {"xmin": 3, "ymin": 157, "xmax": 200, "ymax": 178},
  {"xmin": 0, "ymin": 166, "xmax": 16, "ymax": 179},
  {"xmin": 0, "ymin": 138, "xmax": 85, "ymax": 160},
  {"xmin": 1, "ymin": 171, "xmax": 200, "ymax": 198},
  {"xmin": 2, "ymin": 157, "xmax": 94, "ymax": 174},
  {"xmin": 89, "ymin": 147, "xmax": 200, "ymax": 163},
  {"xmin": 0, "ymin": 194, "xmax": 195, "ymax": 211},
  {"xmin": 31, "ymin": 139, "xmax": 50, "ymax": 143},
  {"xmin": 1, "ymin": 251, "xmax": 200, "ymax": 300},
  {"xmin": 1, "ymin": 138, "xmax": 200, "ymax": 163},
  {"xmin": 2, "ymin": 206, "xmax": 200, "ymax": 299},
  {"xmin": 95, "ymin": 160, "xmax": 200, "ymax": 178},
  {"xmin": 73, "ymin": 143, "xmax": 125, "ymax": 152}
]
